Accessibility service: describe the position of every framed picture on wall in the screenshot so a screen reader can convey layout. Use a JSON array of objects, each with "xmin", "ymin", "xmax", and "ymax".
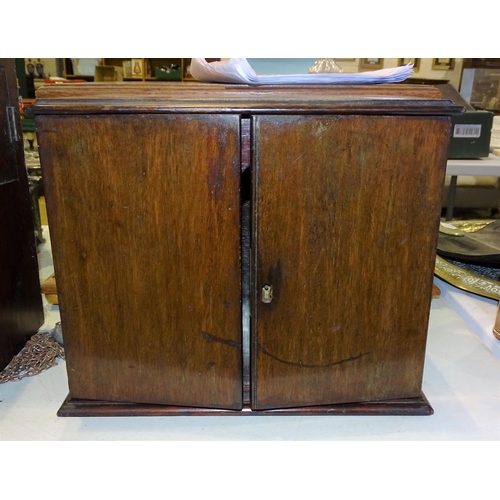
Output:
[
  {"xmin": 398, "ymin": 58, "xmax": 420, "ymax": 72},
  {"xmin": 359, "ymin": 58, "xmax": 384, "ymax": 70},
  {"xmin": 432, "ymin": 58, "xmax": 455, "ymax": 70},
  {"xmin": 131, "ymin": 58, "xmax": 144, "ymax": 78}
]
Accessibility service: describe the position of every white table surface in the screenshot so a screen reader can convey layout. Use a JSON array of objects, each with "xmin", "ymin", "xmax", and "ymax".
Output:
[
  {"xmin": 1, "ymin": 226, "xmax": 499, "ymax": 442},
  {"xmin": 446, "ymin": 153, "xmax": 500, "ymax": 176},
  {"xmin": 2, "ymin": 289, "xmax": 498, "ymax": 441},
  {"xmin": 434, "ymin": 276, "xmax": 500, "ymax": 360}
]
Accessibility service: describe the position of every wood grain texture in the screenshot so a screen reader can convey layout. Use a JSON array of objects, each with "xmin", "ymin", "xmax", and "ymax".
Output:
[
  {"xmin": 40, "ymin": 273, "xmax": 57, "ymax": 294},
  {"xmin": 35, "ymin": 82, "xmax": 445, "ymax": 101},
  {"xmin": 252, "ymin": 115, "xmax": 450, "ymax": 410},
  {"xmin": 37, "ymin": 114, "xmax": 242, "ymax": 409},
  {"xmin": 0, "ymin": 59, "xmax": 44, "ymax": 370},
  {"xmin": 31, "ymin": 82, "xmax": 463, "ymax": 116}
]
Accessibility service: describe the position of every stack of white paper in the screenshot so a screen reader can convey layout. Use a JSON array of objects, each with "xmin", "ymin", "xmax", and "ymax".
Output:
[{"xmin": 190, "ymin": 58, "xmax": 414, "ymax": 85}]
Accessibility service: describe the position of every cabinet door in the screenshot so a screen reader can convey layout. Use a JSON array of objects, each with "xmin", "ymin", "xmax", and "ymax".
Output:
[
  {"xmin": 252, "ymin": 114, "xmax": 450, "ymax": 410},
  {"xmin": 38, "ymin": 114, "xmax": 242, "ymax": 409}
]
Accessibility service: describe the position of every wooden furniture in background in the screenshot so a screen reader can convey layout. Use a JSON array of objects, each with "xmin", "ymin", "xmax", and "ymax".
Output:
[
  {"xmin": 0, "ymin": 59, "xmax": 44, "ymax": 371},
  {"xmin": 41, "ymin": 273, "xmax": 58, "ymax": 304},
  {"xmin": 63, "ymin": 58, "xmax": 220, "ymax": 82},
  {"xmin": 33, "ymin": 82, "xmax": 462, "ymax": 416}
]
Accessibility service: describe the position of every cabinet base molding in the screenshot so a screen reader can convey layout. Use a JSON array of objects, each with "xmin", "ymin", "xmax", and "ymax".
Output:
[{"xmin": 57, "ymin": 393, "xmax": 433, "ymax": 417}]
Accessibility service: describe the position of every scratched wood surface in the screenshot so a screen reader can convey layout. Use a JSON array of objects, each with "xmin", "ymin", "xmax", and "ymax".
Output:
[
  {"xmin": 252, "ymin": 114, "xmax": 450, "ymax": 410},
  {"xmin": 34, "ymin": 82, "xmax": 444, "ymax": 103},
  {"xmin": 32, "ymin": 82, "xmax": 463, "ymax": 117},
  {"xmin": 37, "ymin": 114, "xmax": 243, "ymax": 409}
]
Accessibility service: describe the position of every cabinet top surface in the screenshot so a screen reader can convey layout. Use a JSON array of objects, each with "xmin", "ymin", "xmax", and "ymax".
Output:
[{"xmin": 32, "ymin": 82, "xmax": 464, "ymax": 115}]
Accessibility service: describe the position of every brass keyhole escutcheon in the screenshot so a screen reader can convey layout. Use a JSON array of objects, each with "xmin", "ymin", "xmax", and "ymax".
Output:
[{"xmin": 262, "ymin": 284, "xmax": 273, "ymax": 303}]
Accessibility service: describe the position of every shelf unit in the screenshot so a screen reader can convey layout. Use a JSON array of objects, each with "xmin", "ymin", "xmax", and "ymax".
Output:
[{"xmin": 63, "ymin": 58, "xmax": 220, "ymax": 82}]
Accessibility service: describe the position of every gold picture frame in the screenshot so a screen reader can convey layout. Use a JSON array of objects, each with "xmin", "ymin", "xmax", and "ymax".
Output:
[
  {"xmin": 131, "ymin": 58, "xmax": 144, "ymax": 78},
  {"xmin": 398, "ymin": 58, "xmax": 420, "ymax": 72},
  {"xmin": 432, "ymin": 58, "xmax": 455, "ymax": 70},
  {"xmin": 359, "ymin": 58, "xmax": 384, "ymax": 70}
]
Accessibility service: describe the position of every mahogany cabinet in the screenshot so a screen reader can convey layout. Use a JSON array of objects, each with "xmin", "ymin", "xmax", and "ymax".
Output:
[
  {"xmin": 32, "ymin": 83, "xmax": 462, "ymax": 416},
  {"xmin": 0, "ymin": 59, "xmax": 44, "ymax": 371}
]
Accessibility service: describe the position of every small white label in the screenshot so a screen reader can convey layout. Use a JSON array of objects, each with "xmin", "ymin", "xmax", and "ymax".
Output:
[{"xmin": 453, "ymin": 124, "xmax": 482, "ymax": 138}]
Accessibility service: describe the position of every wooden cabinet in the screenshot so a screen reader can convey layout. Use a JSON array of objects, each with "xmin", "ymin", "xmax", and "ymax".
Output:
[
  {"xmin": 0, "ymin": 59, "xmax": 44, "ymax": 370},
  {"xmin": 33, "ymin": 83, "xmax": 462, "ymax": 416}
]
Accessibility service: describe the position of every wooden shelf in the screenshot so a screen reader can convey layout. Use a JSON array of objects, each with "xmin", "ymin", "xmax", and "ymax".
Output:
[
  {"xmin": 64, "ymin": 74, "xmax": 94, "ymax": 81},
  {"xmin": 63, "ymin": 58, "xmax": 219, "ymax": 82}
]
